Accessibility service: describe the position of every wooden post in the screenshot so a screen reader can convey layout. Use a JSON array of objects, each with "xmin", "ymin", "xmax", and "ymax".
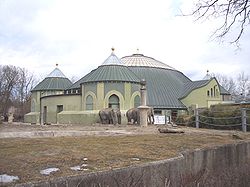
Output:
[
  {"xmin": 195, "ymin": 108, "xmax": 199, "ymax": 128},
  {"xmin": 241, "ymin": 108, "xmax": 247, "ymax": 132}
]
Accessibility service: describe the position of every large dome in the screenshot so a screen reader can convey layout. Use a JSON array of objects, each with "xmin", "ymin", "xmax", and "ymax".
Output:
[
  {"xmin": 121, "ymin": 54, "xmax": 191, "ymax": 109},
  {"xmin": 121, "ymin": 54, "xmax": 175, "ymax": 70}
]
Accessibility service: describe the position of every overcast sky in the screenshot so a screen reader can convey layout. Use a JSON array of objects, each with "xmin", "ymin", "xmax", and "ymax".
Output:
[{"xmin": 0, "ymin": 0, "xmax": 249, "ymax": 82}]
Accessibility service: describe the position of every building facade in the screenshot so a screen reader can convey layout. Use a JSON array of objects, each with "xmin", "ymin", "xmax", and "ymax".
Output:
[{"xmin": 24, "ymin": 50, "xmax": 231, "ymax": 125}]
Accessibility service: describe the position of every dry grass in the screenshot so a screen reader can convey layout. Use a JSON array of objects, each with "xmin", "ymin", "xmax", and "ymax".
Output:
[{"xmin": 1, "ymin": 130, "xmax": 248, "ymax": 186}]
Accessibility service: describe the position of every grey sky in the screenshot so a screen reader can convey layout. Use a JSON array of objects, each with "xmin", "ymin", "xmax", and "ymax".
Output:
[{"xmin": 0, "ymin": 0, "xmax": 249, "ymax": 81}]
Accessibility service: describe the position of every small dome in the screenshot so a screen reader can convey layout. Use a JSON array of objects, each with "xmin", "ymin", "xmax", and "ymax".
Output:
[
  {"xmin": 47, "ymin": 67, "xmax": 66, "ymax": 78},
  {"xmin": 32, "ymin": 66, "xmax": 72, "ymax": 91},
  {"xmin": 102, "ymin": 49, "xmax": 123, "ymax": 66},
  {"xmin": 121, "ymin": 54, "xmax": 175, "ymax": 70}
]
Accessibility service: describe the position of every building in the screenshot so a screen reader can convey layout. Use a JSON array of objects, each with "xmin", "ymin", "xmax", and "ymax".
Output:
[{"xmin": 24, "ymin": 49, "xmax": 231, "ymax": 124}]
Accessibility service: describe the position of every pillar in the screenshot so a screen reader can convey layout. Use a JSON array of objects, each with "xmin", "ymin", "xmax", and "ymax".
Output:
[{"xmin": 138, "ymin": 79, "xmax": 149, "ymax": 127}]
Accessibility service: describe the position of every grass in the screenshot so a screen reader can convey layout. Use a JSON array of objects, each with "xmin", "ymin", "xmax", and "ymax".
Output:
[{"xmin": 0, "ymin": 132, "xmax": 248, "ymax": 185}]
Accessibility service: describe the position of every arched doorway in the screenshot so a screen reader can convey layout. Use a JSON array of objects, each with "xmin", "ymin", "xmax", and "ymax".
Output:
[{"xmin": 108, "ymin": 94, "xmax": 120, "ymax": 109}]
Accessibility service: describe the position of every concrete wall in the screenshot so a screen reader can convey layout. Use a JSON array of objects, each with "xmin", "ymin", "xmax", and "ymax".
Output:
[
  {"xmin": 24, "ymin": 112, "xmax": 40, "ymax": 124},
  {"xmin": 41, "ymin": 95, "xmax": 81, "ymax": 124},
  {"xmin": 58, "ymin": 110, "xmax": 128, "ymax": 125},
  {"xmin": 17, "ymin": 141, "xmax": 250, "ymax": 187},
  {"xmin": 57, "ymin": 111, "xmax": 100, "ymax": 124}
]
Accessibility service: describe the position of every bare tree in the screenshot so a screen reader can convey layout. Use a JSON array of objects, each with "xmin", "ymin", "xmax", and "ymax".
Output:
[
  {"xmin": 0, "ymin": 65, "xmax": 36, "ymax": 121},
  {"xmin": 14, "ymin": 68, "xmax": 36, "ymax": 119},
  {"xmin": 235, "ymin": 71, "xmax": 250, "ymax": 101},
  {"xmin": 187, "ymin": 0, "xmax": 250, "ymax": 44},
  {"xmin": 212, "ymin": 71, "xmax": 250, "ymax": 101},
  {"xmin": 0, "ymin": 65, "xmax": 19, "ymax": 115},
  {"xmin": 213, "ymin": 73, "xmax": 237, "ymax": 94}
]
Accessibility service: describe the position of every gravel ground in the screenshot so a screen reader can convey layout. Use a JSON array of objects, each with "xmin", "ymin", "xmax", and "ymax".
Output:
[{"xmin": 1, "ymin": 122, "xmax": 250, "ymax": 186}]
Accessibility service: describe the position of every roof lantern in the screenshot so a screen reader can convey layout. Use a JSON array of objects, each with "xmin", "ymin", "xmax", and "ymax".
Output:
[
  {"xmin": 47, "ymin": 64, "xmax": 67, "ymax": 78},
  {"xmin": 102, "ymin": 48, "xmax": 124, "ymax": 66}
]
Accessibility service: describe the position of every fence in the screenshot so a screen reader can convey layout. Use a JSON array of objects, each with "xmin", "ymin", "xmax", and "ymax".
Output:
[{"xmin": 177, "ymin": 108, "xmax": 250, "ymax": 132}]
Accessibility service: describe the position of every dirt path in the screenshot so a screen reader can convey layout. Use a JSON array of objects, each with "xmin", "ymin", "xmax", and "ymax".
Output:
[{"xmin": 0, "ymin": 122, "xmax": 249, "ymax": 138}]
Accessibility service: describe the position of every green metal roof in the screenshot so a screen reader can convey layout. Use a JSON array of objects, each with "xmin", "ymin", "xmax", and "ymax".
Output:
[
  {"xmin": 180, "ymin": 78, "xmax": 231, "ymax": 99},
  {"xmin": 128, "ymin": 66, "xmax": 191, "ymax": 109},
  {"xmin": 219, "ymin": 85, "xmax": 231, "ymax": 95},
  {"xmin": 179, "ymin": 80, "xmax": 210, "ymax": 99},
  {"xmin": 69, "ymin": 65, "xmax": 141, "ymax": 89},
  {"xmin": 32, "ymin": 67, "xmax": 72, "ymax": 91},
  {"xmin": 32, "ymin": 77, "xmax": 72, "ymax": 91}
]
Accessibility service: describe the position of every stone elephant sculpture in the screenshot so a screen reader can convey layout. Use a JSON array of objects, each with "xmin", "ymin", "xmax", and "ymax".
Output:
[
  {"xmin": 99, "ymin": 108, "xmax": 121, "ymax": 125},
  {"xmin": 126, "ymin": 108, "xmax": 140, "ymax": 125}
]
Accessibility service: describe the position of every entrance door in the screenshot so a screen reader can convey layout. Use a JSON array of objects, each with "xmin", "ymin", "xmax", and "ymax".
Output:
[
  {"xmin": 43, "ymin": 106, "xmax": 47, "ymax": 124},
  {"xmin": 108, "ymin": 94, "xmax": 120, "ymax": 109},
  {"xmin": 56, "ymin": 105, "xmax": 63, "ymax": 124}
]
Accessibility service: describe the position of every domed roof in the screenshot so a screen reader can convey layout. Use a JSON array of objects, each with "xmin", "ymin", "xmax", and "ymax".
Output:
[
  {"xmin": 69, "ymin": 51, "xmax": 141, "ymax": 89},
  {"xmin": 32, "ymin": 65, "xmax": 72, "ymax": 92},
  {"xmin": 128, "ymin": 66, "xmax": 190, "ymax": 108},
  {"xmin": 121, "ymin": 54, "xmax": 175, "ymax": 70}
]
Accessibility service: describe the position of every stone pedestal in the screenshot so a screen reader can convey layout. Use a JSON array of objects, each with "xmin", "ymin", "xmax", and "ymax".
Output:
[{"xmin": 138, "ymin": 106, "xmax": 150, "ymax": 127}]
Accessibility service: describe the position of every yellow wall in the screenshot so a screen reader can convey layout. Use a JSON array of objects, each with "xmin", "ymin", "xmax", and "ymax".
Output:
[
  {"xmin": 96, "ymin": 82, "xmax": 105, "ymax": 109},
  {"xmin": 181, "ymin": 79, "xmax": 222, "ymax": 108},
  {"xmin": 26, "ymin": 81, "xmax": 141, "ymax": 124},
  {"xmin": 41, "ymin": 95, "xmax": 81, "ymax": 124}
]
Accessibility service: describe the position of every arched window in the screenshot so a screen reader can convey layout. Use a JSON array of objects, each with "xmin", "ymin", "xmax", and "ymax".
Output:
[
  {"xmin": 207, "ymin": 90, "xmax": 210, "ymax": 97},
  {"xmin": 86, "ymin": 95, "xmax": 93, "ymax": 110},
  {"xmin": 211, "ymin": 88, "xmax": 213, "ymax": 97},
  {"xmin": 108, "ymin": 94, "xmax": 120, "ymax": 109},
  {"xmin": 134, "ymin": 95, "xmax": 141, "ymax": 108}
]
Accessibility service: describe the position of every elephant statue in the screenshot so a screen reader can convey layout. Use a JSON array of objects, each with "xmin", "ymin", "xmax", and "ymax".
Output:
[
  {"xmin": 99, "ymin": 108, "xmax": 121, "ymax": 125},
  {"xmin": 126, "ymin": 108, "xmax": 140, "ymax": 125},
  {"xmin": 147, "ymin": 107, "xmax": 154, "ymax": 124}
]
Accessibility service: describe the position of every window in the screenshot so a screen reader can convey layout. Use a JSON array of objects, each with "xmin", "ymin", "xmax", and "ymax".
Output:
[
  {"xmin": 57, "ymin": 105, "xmax": 63, "ymax": 113},
  {"xmin": 108, "ymin": 94, "xmax": 120, "ymax": 109},
  {"xmin": 207, "ymin": 90, "xmax": 210, "ymax": 97},
  {"xmin": 211, "ymin": 88, "xmax": 213, "ymax": 97},
  {"xmin": 86, "ymin": 95, "xmax": 93, "ymax": 110}
]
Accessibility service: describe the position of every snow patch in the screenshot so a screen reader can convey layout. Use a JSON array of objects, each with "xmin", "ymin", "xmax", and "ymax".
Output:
[
  {"xmin": 70, "ymin": 166, "xmax": 82, "ymax": 171},
  {"xmin": 0, "ymin": 174, "xmax": 19, "ymax": 183},
  {"xmin": 40, "ymin": 168, "xmax": 59, "ymax": 175}
]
